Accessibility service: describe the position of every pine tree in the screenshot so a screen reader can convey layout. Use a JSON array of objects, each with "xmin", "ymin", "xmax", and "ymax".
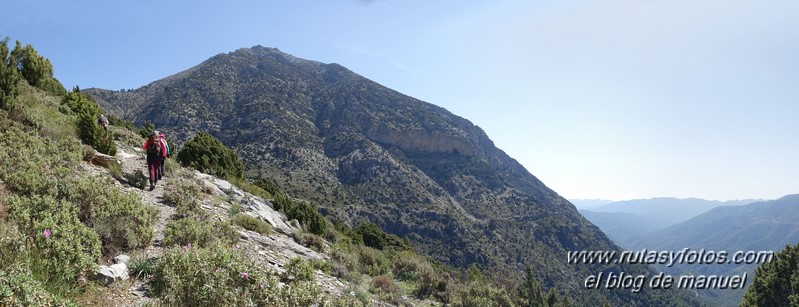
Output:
[
  {"xmin": 10, "ymin": 41, "xmax": 64, "ymax": 95},
  {"xmin": 741, "ymin": 243, "xmax": 799, "ymax": 306},
  {"xmin": 0, "ymin": 35, "xmax": 20, "ymax": 110}
]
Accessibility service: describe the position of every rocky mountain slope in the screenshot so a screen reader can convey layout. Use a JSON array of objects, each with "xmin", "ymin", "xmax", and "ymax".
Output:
[{"xmin": 87, "ymin": 46, "xmax": 696, "ymax": 304}]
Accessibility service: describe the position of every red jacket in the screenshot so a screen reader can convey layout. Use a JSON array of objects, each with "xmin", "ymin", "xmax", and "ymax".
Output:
[{"xmin": 143, "ymin": 138, "xmax": 167, "ymax": 158}]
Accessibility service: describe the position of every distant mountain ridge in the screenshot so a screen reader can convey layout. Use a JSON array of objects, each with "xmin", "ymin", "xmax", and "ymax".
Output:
[
  {"xmin": 631, "ymin": 195, "xmax": 799, "ymax": 305},
  {"xmin": 589, "ymin": 197, "xmax": 758, "ymax": 225},
  {"xmin": 85, "ymin": 45, "xmax": 696, "ymax": 304},
  {"xmin": 580, "ymin": 197, "xmax": 759, "ymax": 249}
]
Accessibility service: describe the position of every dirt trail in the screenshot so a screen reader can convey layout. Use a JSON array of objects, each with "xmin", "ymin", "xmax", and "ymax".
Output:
[{"xmin": 116, "ymin": 147, "xmax": 174, "ymax": 258}]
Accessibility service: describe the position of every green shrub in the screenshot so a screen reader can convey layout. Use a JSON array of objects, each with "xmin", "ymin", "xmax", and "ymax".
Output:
[
  {"xmin": 5, "ymin": 195, "xmax": 101, "ymax": 288},
  {"xmin": 392, "ymin": 250, "xmax": 428, "ymax": 282},
  {"xmin": 300, "ymin": 232, "xmax": 326, "ymax": 252},
  {"xmin": 284, "ymin": 257, "xmax": 315, "ymax": 282},
  {"xmin": 450, "ymin": 281, "xmax": 514, "ymax": 307},
  {"xmin": 151, "ymin": 244, "xmax": 322, "ymax": 306},
  {"xmin": 61, "ymin": 91, "xmax": 116, "ymax": 156},
  {"xmin": 163, "ymin": 180, "xmax": 202, "ymax": 219},
  {"xmin": 162, "ymin": 219, "xmax": 238, "ymax": 248},
  {"xmin": 123, "ymin": 169, "xmax": 148, "ymax": 190},
  {"xmin": 10, "ymin": 40, "xmax": 65, "ymax": 96},
  {"xmin": 231, "ymin": 214, "xmax": 273, "ymax": 235},
  {"xmin": 176, "ymin": 132, "xmax": 243, "ymax": 180},
  {"xmin": 0, "ymin": 266, "xmax": 77, "ymax": 307},
  {"xmin": 128, "ymin": 254, "xmax": 155, "ymax": 279},
  {"xmin": 742, "ymin": 243, "xmax": 799, "ymax": 306},
  {"xmin": 0, "ymin": 115, "xmax": 82, "ymax": 197},
  {"xmin": 415, "ymin": 261, "xmax": 448, "ymax": 299},
  {"xmin": 357, "ymin": 246, "xmax": 389, "ymax": 276},
  {"xmin": 62, "ymin": 177, "xmax": 157, "ymax": 256},
  {"xmin": 284, "ymin": 200, "xmax": 327, "ymax": 236},
  {"xmin": 0, "ymin": 36, "xmax": 21, "ymax": 111},
  {"xmin": 370, "ymin": 275, "xmax": 401, "ymax": 303},
  {"xmin": 253, "ymin": 178, "xmax": 282, "ymax": 197},
  {"xmin": 0, "ymin": 220, "xmax": 25, "ymax": 269},
  {"xmin": 355, "ymin": 222, "xmax": 410, "ymax": 251}
]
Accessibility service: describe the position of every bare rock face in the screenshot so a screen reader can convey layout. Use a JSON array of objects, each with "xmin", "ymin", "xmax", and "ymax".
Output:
[
  {"xmin": 194, "ymin": 171, "xmax": 295, "ymax": 235},
  {"xmin": 91, "ymin": 152, "xmax": 120, "ymax": 168}
]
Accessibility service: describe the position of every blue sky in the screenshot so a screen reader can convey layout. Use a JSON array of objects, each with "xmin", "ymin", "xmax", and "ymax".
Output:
[{"xmin": 4, "ymin": 0, "xmax": 798, "ymax": 201}]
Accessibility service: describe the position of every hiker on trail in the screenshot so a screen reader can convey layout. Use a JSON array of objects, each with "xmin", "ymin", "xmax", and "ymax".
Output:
[
  {"xmin": 158, "ymin": 132, "xmax": 170, "ymax": 180},
  {"xmin": 143, "ymin": 131, "xmax": 166, "ymax": 190},
  {"xmin": 97, "ymin": 114, "xmax": 109, "ymax": 131}
]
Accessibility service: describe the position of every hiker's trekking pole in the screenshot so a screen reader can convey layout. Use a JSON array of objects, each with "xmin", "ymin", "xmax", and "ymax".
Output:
[{"xmin": 169, "ymin": 157, "xmax": 175, "ymax": 178}]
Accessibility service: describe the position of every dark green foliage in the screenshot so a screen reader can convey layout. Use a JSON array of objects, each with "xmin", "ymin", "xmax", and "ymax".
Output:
[
  {"xmin": 123, "ymin": 169, "xmax": 149, "ymax": 190},
  {"xmin": 516, "ymin": 266, "xmax": 543, "ymax": 306},
  {"xmin": 9, "ymin": 41, "xmax": 64, "ymax": 96},
  {"xmin": 285, "ymin": 200, "xmax": 327, "ymax": 236},
  {"xmin": 106, "ymin": 113, "xmax": 136, "ymax": 131},
  {"xmin": 0, "ymin": 36, "xmax": 20, "ymax": 111},
  {"xmin": 176, "ymin": 132, "xmax": 244, "ymax": 180},
  {"xmin": 138, "ymin": 121, "xmax": 154, "ymax": 139},
  {"xmin": 270, "ymin": 191, "xmax": 327, "ymax": 235},
  {"xmin": 61, "ymin": 91, "xmax": 116, "ymax": 155},
  {"xmin": 162, "ymin": 218, "xmax": 238, "ymax": 248},
  {"xmin": 253, "ymin": 178, "xmax": 282, "ymax": 197},
  {"xmin": 231, "ymin": 214, "xmax": 273, "ymax": 235},
  {"xmin": 742, "ymin": 243, "xmax": 799, "ymax": 306},
  {"xmin": 354, "ymin": 222, "xmax": 410, "ymax": 251}
]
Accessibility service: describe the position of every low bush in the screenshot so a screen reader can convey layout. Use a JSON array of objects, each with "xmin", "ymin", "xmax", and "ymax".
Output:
[
  {"xmin": 162, "ymin": 218, "xmax": 238, "ymax": 248},
  {"xmin": 357, "ymin": 246, "xmax": 389, "ymax": 276},
  {"xmin": 122, "ymin": 170, "xmax": 148, "ymax": 190},
  {"xmin": 284, "ymin": 258, "xmax": 315, "ymax": 282},
  {"xmin": 176, "ymin": 132, "xmax": 244, "ymax": 180},
  {"xmin": 392, "ymin": 250, "xmax": 428, "ymax": 282},
  {"xmin": 0, "ymin": 266, "xmax": 77, "ymax": 307},
  {"xmin": 151, "ymin": 244, "xmax": 322, "ymax": 306},
  {"xmin": 355, "ymin": 222, "xmax": 410, "ymax": 251},
  {"xmin": 284, "ymin": 199, "xmax": 327, "ymax": 236},
  {"xmin": 5, "ymin": 195, "xmax": 101, "ymax": 289},
  {"xmin": 299, "ymin": 232, "xmax": 326, "ymax": 252},
  {"xmin": 449, "ymin": 281, "xmax": 514, "ymax": 307},
  {"xmin": 231, "ymin": 214, "xmax": 273, "ymax": 235},
  {"xmin": 370, "ymin": 275, "xmax": 402, "ymax": 304},
  {"xmin": 0, "ymin": 114, "xmax": 82, "ymax": 197},
  {"xmin": 62, "ymin": 177, "xmax": 157, "ymax": 257},
  {"xmin": 163, "ymin": 180, "xmax": 202, "ymax": 219}
]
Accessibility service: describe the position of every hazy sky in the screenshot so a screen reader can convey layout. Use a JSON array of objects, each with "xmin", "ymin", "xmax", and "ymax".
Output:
[{"xmin": 5, "ymin": 0, "xmax": 798, "ymax": 201}]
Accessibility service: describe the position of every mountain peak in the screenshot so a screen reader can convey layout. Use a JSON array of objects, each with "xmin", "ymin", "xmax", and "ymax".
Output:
[{"xmin": 86, "ymin": 46, "xmax": 695, "ymax": 304}]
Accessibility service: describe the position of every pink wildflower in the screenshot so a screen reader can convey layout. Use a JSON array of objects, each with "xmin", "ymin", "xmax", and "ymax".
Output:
[
  {"xmin": 260, "ymin": 283, "xmax": 264, "ymax": 289},
  {"xmin": 241, "ymin": 272, "xmax": 248, "ymax": 279},
  {"xmin": 42, "ymin": 229, "xmax": 51, "ymax": 238}
]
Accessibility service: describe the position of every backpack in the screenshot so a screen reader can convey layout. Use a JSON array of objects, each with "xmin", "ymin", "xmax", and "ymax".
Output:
[{"xmin": 147, "ymin": 140, "xmax": 161, "ymax": 156}]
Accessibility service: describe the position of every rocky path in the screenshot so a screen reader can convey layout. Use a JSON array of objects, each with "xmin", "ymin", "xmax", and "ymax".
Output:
[
  {"xmin": 115, "ymin": 147, "xmax": 174, "ymax": 259},
  {"xmin": 83, "ymin": 143, "xmax": 349, "ymax": 306}
]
